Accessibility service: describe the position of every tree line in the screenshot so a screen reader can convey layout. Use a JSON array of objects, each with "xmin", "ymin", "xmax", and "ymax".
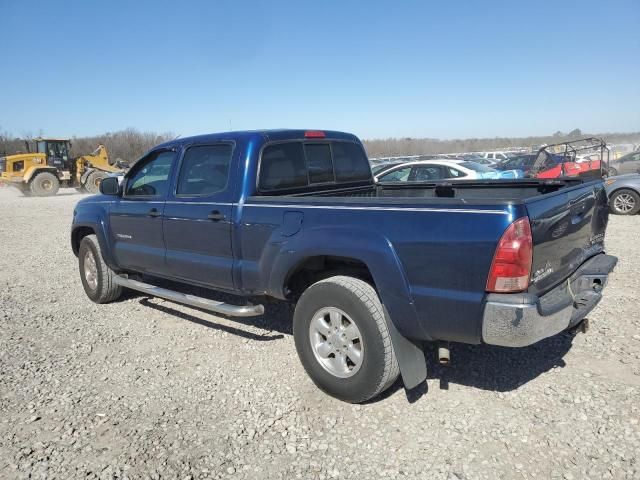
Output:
[
  {"xmin": 362, "ymin": 129, "xmax": 640, "ymax": 158},
  {"xmin": 2, "ymin": 127, "xmax": 639, "ymax": 162},
  {"xmin": 0, "ymin": 128, "xmax": 174, "ymax": 164}
]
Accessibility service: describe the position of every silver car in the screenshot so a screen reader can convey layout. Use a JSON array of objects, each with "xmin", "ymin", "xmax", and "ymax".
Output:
[{"xmin": 605, "ymin": 174, "xmax": 640, "ymax": 215}]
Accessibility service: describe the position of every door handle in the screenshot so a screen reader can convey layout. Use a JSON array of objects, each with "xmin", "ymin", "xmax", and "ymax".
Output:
[
  {"xmin": 148, "ymin": 208, "xmax": 162, "ymax": 218},
  {"xmin": 207, "ymin": 210, "xmax": 226, "ymax": 221}
]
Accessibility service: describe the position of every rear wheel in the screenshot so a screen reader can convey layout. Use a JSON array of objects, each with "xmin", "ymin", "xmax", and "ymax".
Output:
[
  {"xmin": 607, "ymin": 167, "xmax": 618, "ymax": 177},
  {"xmin": 609, "ymin": 189, "xmax": 640, "ymax": 215},
  {"xmin": 30, "ymin": 172, "xmax": 60, "ymax": 196},
  {"xmin": 293, "ymin": 276, "xmax": 399, "ymax": 403},
  {"xmin": 84, "ymin": 171, "xmax": 108, "ymax": 194},
  {"xmin": 79, "ymin": 235, "xmax": 123, "ymax": 303}
]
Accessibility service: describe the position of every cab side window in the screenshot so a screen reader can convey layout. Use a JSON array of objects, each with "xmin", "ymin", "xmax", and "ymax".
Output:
[
  {"xmin": 125, "ymin": 151, "xmax": 175, "ymax": 197},
  {"xmin": 176, "ymin": 144, "xmax": 233, "ymax": 196}
]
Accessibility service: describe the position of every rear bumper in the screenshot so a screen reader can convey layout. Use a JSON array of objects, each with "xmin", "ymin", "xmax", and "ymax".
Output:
[{"xmin": 481, "ymin": 254, "xmax": 618, "ymax": 347}]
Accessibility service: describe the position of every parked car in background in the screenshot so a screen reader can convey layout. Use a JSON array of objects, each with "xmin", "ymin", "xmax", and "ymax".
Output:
[
  {"xmin": 463, "ymin": 156, "xmax": 499, "ymax": 167},
  {"xmin": 607, "ymin": 151, "xmax": 640, "ymax": 177},
  {"xmin": 495, "ymin": 154, "xmax": 537, "ymax": 177},
  {"xmin": 374, "ymin": 159, "xmax": 522, "ymax": 182},
  {"xmin": 479, "ymin": 151, "xmax": 510, "ymax": 161},
  {"xmin": 605, "ymin": 174, "xmax": 640, "ymax": 215}
]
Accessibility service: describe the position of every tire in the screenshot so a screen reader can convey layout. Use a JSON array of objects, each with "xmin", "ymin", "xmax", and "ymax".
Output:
[
  {"xmin": 84, "ymin": 171, "xmax": 108, "ymax": 194},
  {"xmin": 609, "ymin": 189, "xmax": 640, "ymax": 215},
  {"xmin": 78, "ymin": 235, "xmax": 123, "ymax": 303},
  {"xmin": 293, "ymin": 276, "xmax": 399, "ymax": 403},
  {"xmin": 607, "ymin": 167, "xmax": 618, "ymax": 177},
  {"xmin": 30, "ymin": 172, "xmax": 60, "ymax": 196}
]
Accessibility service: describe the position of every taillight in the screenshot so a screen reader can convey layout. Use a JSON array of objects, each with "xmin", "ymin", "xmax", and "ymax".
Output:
[{"xmin": 486, "ymin": 217, "xmax": 533, "ymax": 293}]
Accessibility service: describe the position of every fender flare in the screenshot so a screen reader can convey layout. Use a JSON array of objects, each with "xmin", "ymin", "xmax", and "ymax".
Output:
[
  {"xmin": 24, "ymin": 167, "xmax": 58, "ymax": 183},
  {"xmin": 71, "ymin": 204, "xmax": 117, "ymax": 270}
]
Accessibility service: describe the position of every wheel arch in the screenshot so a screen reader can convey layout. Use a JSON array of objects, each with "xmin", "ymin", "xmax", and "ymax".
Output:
[
  {"xmin": 608, "ymin": 186, "xmax": 640, "ymax": 198},
  {"xmin": 25, "ymin": 167, "xmax": 58, "ymax": 183},
  {"xmin": 267, "ymin": 226, "xmax": 427, "ymax": 341},
  {"xmin": 71, "ymin": 221, "xmax": 118, "ymax": 270}
]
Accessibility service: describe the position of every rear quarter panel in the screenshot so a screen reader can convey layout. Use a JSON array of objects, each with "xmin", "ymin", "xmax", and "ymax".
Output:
[{"xmin": 237, "ymin": 199, "xmax": 520, "ymax": 343}]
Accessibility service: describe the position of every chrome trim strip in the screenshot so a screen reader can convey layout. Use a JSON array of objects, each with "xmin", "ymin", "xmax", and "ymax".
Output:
[{"xmin": 243, "ymin": 203, "xmax": 508, "ymax": 215}]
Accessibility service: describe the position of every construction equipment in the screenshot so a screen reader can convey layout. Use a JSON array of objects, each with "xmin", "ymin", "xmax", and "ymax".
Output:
[{"xmin": 0, "ymin": 138, "xmax": 128, "ymax": 196}]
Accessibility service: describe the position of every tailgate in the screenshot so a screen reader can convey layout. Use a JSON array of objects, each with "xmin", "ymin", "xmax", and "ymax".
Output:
[{"xmin": 525, "ymin": 180, "xmax": 609, "ymax": 296}]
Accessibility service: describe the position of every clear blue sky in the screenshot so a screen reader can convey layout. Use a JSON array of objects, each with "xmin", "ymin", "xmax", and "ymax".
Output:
[{"xmin": 1, "ymin": 0, "xmax": 638, "ymax": 140}]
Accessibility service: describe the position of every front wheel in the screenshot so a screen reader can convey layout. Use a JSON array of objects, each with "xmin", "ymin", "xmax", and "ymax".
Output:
[
  {"xmin": 607, "ymin": 167, "xmax": 618, "ymax": 177},
  {"xmin": 30, "ymin": 172, "xmax": 60, "ymax": 196},
  {"xmin": 609, "ymin": 189, "xmax": 640, "ymax": 215},
  {"xmin": 78, "ymin": 235, "xmax": 123, "ymax": 303},
  {"xmin": 293, "ymin": 276, "xmax": 399, "ymax": 403}
]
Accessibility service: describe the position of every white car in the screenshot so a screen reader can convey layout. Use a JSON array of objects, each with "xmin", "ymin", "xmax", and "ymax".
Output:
[
  {"xmin": 374, "ymin": 159, "xmax": 522, "ymax": 183},
  {"xmin": 479, "ymin": 151, "xmax": 511, "ymax": 161}
]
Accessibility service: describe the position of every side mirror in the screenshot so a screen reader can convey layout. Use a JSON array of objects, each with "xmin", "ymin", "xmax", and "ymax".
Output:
[{"xmin": 99, "ymin": 176, "xmax": 120, "ymax": 196}]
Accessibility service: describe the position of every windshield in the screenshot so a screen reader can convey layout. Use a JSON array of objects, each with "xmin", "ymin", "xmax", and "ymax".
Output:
[
  {"xmin": 460, "ymin": 161, "xmax": 494, "ymax": 172},
  {"xmin": 46, "ymin": 142, "xmax": 69, "ymax": 160}
]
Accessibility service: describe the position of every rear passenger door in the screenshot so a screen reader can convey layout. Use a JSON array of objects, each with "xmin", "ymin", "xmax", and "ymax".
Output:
[{"xmin": 163, "ymin": 143, "xmax": 236, "ymax": 290}]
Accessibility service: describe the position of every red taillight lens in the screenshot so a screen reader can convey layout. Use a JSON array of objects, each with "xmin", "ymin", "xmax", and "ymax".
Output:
[
  {"xmin": 486, "ymin": 217, "xmax": 533, "ymax": 293},
  {"xmin": 304, "ymin": 130, "xmax": 326, "ymax": 138}
]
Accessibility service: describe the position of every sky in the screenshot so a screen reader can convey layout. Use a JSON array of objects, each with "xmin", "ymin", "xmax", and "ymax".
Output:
[{"xmin": 0, "ymin": 0, "xmax": 639, "ymax": 140}]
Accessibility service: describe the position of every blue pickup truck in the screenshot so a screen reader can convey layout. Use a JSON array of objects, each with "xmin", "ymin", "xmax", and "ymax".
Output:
[{"xmin": 71, "ymin": 129, "xmax": 617, "ymax": 402}]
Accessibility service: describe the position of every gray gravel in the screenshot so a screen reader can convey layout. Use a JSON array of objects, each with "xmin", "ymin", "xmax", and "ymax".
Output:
[{"xmin": 0, "ymin": 187, "xmax": 639, "ymax": 480}]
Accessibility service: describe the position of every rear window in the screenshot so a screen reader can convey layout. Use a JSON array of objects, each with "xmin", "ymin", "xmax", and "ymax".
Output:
[
  {"xmin": 332, "ymin": 142, "xmax": 372, "ymax": 182},
  {"xmin": 258, "ymin": 143, "xmax": 308, "ymax": 191},
  {"xmin": 259, "ymin": 140, "xmax": 371, "ymax": 192},
  {"xmin": 304, "ymin": 144, "xmax": 334, "ymax": 183}
]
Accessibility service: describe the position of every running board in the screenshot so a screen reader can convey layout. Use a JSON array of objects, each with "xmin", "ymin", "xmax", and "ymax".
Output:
[{"xmin": 113, "ymin": 276, "xmax": 265, "ymax": 317}]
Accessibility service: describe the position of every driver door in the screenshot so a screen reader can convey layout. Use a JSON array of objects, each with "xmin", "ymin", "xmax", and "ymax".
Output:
[{"xmin": 109, "ymin": 149, "xmax": 177, "ymax": 275}]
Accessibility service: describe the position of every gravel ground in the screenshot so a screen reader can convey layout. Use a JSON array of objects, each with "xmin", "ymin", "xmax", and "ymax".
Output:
[{"xmin": 0, "ymin": 187, "xmax": 639, "ymax": 480}]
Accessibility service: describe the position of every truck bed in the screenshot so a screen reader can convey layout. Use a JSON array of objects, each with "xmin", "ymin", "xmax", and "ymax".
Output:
[
  {"xmin": 243, "ymin": 177, "xmax": 609, "ymax": 343},
  {"xmin": 289, "ymin": 178, "xmax": 586, "ymax": 202}
]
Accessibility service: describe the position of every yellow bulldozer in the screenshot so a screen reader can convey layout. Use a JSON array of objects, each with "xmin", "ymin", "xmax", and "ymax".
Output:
[{"xmin": 0, "ymin": 138, "xmax": 128, "ymax": 196}]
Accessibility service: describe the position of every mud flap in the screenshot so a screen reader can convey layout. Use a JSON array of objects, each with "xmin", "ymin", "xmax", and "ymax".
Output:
[{"xmin": 383, "ymin": 306, "xmax": 427, "ymax": 390}]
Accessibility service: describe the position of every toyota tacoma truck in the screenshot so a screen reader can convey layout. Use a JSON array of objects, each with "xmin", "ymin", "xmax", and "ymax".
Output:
[{"xmin": 71, "ymin": 129, "xmax": 617, "ymax": 403}]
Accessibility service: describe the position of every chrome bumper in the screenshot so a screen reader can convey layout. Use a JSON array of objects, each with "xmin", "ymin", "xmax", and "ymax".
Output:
[{"xmin": 482, "ymin": 254, "xmax": 617, "ymax": 347}]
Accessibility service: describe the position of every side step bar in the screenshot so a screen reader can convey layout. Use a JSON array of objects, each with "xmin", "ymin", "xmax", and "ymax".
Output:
[{"xmin": 113, "ymin": 276, "xmax": 265, "ymax": 317}]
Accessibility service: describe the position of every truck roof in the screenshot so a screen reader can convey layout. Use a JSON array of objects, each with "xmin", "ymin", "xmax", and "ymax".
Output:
[{"xmin": 154, "ymin": 129, "xmax": 361, "ymax": 150}]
